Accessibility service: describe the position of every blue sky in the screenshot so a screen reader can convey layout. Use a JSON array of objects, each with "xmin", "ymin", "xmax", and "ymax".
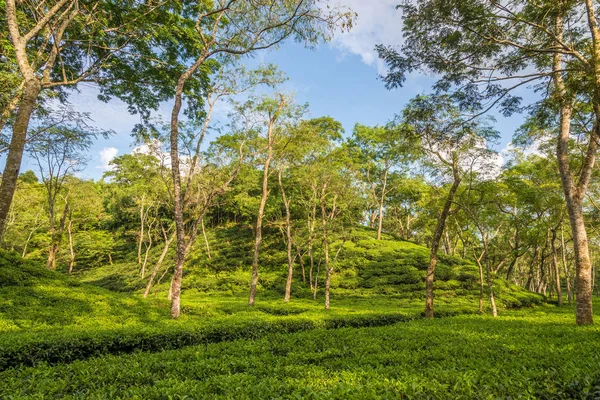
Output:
[{"xmin": 17, "ymin": 0, "xmax": 534, "ymax": 180}]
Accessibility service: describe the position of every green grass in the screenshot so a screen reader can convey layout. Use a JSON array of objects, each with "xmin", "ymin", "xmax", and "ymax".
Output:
[
  {"xmin": 0, "ymin": 245, "xmax": 539, "ymax": 371},
  {"xmin": 70, "ymin": 225, "xmax": 542, "ymax": 305},
  {"xmin": 2, "ymin": 305, "xmax": 599, "ymax": 399},
  {"xmin": 0, "ymin": 227, "xmax": 551, "ymax": 396}
]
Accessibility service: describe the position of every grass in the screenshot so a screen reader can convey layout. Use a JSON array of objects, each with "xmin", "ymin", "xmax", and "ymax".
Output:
[
  {"xmin": 0, "ymin": 227, "xmax": 559, "ymax": 397},
  {"xmin": 2, "ymin": 304, "xmax": 599, "ymax": 399},
  {"xmin": 0, "ymin": 249, "xmax": 538, "ymax": 372}
]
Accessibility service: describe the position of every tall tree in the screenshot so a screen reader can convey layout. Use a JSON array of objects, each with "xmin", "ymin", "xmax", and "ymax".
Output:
[
  {"xmin": 27, "ymin": 114, "xmax": 108, "ymax": 269},
  {"xmin": 295, "ymin": 117, "xmax": 345, "ymax": 296},
  {"xmin": 247, "ymin": 93, "xmax": 305, "ymax": 306},
  {"xmin": 402, "ymin": 94, "xmax": 498, "ymax": 318},
  {"xmin": 165, "ymin": 2, "xmax": 353, "ymax": 317},
  {"xmin": 1, "ymin": 0, "xmax": 206, "ymax": 239},
  {"xmin": 349, "ymin": 123, "xmax": 412, "ymax": 240}
]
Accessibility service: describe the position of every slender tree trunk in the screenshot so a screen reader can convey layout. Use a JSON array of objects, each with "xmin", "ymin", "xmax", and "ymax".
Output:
[
  {"xmin": 297, "ymin": 248, "xmax": 306, "ymax": 283},
  {"xmin": 137, "ymin": 201, "xmax": 146, "ymax": 267},
  {"xmin": 481, "ymin": 233, "xmax": 497, "ymax": 317},
  {"xmin": 536, "ymin": 230, "xmax": 550, "ymax": 294},
  {"xmin": 249, "ymin": 132, "xmax": 274, "ymax": 306},
  {"xmin": 279, "ymin": 168, "xmax": 294, "ymax": 303},
  {"xmin": 526, "ymin": 246, "xmax": 538, "ymax": 291},
  {"xmin": 308, "ymin": 202, "xmax": 317, "ymax": 291},
  {"xmin": 169, "ymin": 73, "xmax": 192, "ymax": 318},
  {"xmin": 561, "ymin": 227, "xmax": 573, "ymax": 304},
  {"xmin": 313, "ymin": 258, "xmax": 320, "ymax": 300},
  {"xmin": 376, "ymin": 167, "xmax": 389, "ymax": 240},
  {"xmin": 505, "ymin": 230, "xmax": 520, "ymax": 281},
  {"xmin": 0, "ymin": 80, "xmax": 41, "ymax": 239},
  {"xmin": 201, "ymin": 217, "xmax": 211, "ymax": 259},
  {"xmin": 46, "ymin": 206, "xmax": 57, "ymax": 270},
  {"xmin": 321, "ymin": 205, "xmax": 331, "ymax": 310},
  {"xmin": 22, "ymin": 211, "xmax": 41, "ymax": 258},
  {"xmin": 443, "ymin": 230, "xmax": 452, "ymax": 255},
  {"xmin": 141, "ymin": 223, "xmax": 152, "ymax": 279},
  {"xmin": 324, "ymin": 242, "xmax": 331, "ymax": 310},
  {"xmin": 144, "ymin": 231, "xmax": 175, "ymax": 298},
  {"xmin": 551, "ymin": 228, "xmax": 563, "ymax": 306},
  {"xmin": 425, "ymin": 161, "xmax": 461, "ymax": 318},
  {"xmin": 474, "ymin": 249, "xmax": 485, "ymax": 313},
  {"xmin": 369, "ymin": 211, "xmax": 377, "ymax": 229},
  {"xmin": 68, "ymin": 219, "xmax": 75, "ymax": 274},
  {"xmin": 47, "ymin": 202, "xmax": 69, "ymax": 270}
]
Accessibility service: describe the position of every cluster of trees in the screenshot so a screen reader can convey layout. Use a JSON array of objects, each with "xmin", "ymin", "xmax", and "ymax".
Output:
[
  {"xmin": 1, "ymin": 0, "xmax": 355, "ymax": 318},
  {"xmin": 3, "ymin": 0, "xmax": 600, "ymax": 325},
  {"xmin": 376, "ymin": 0, "xmax": 600, "ymax": 324},
  {"xmin": 5, "ymin": 89, "xmax": 600, "ymax": 322}
]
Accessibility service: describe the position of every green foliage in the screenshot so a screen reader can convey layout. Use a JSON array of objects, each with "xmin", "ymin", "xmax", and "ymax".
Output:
[
  {"xmin": 0, "ymin": 251, "xmax": 54, "ymax": 287},
  {"xmin": 1, "ymin": 305, "xmax": 599, "ymax": 399}
]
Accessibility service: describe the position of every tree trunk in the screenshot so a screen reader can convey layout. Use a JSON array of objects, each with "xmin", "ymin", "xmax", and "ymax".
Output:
[
  {"xmin": 137, "ymin": 201, "xmax": 145, "ymax": 267},
  {"xmin": 0, "ymin": 80, "xmax": 41, "ymax": 239},
  {"xmin": 322, "ymin": 209, "xmax": 331, "ymax": 310},
  {"xmin": 248, "ymin": 131, "xmax": 273, "ymax": 306},
  {"xmin": 554, "ymin": 11, "xmax": 593, "ymax": 324},
  {"xmin": 324, "ymin": 249, "xmax": 331, "ymax": 310},
  {"xmin": 568, "ymin": 207, "xmax": 593, "ymax": 323},
  {"xmin": 22, "ymin": 211, "xmax": 41, "ymax": 258},
  {"xmin": 67, "ymin": 219, "xmax": 75, "ymax": 274},
  {"xmin": 481, "ymin": 233, "xmax": 497, "ymax": 317},
  {"xmin": 308, "ymin": 202, "xmax": 317, "ymax": 290},
  {"xmin": 144, "ymin": 231, "xmax": 175, "ymax": 298},
  {"xmin": 551, "ymin": 228, "xmax": 563, "ymax": 306},
  {"xmin": 169, "ymin": 76, "xmax": 190, "ymax": 318},
  {"xmin": 141, "ymin": 222, "xmax": 152, "ymax": 279},
  {"xmin": 526, "ymin": 246, "xmax": 538, "ymax": 291},
  {"xmin": 279, "ymin": 168, "xmax": 294, "ymax": 303},
  {"xmin": 443, "ymin": 230, "xmax": 452, "ymax": 255},
  {"xmin": 47, "ymin": 202, "xmax": 69, "ymax": 271},
  {"xmin": 561, "ymin": 226, "xmax": 573, "ymax": 304},
  {"xmin": 376, "ymin": 167, "xmax": 389, "ymax": 240},
  {"xmin": 297, "ymin": 248, "xmax": 306, "ymax": 283},
  {"xmin": 536, "ymin": 230, "xmax": 550, "ymax": 294},
  {"xmin": 425, "ymin": 161, "xmax": 461, "ymax": 318},
  {"xmin": 474, "ymin": 249, "xmax": 485, "ymax": 313},
  {"xmin": 201, "ymin": 217, "xmax": 211, "ymax": 259},
  {"xmin": 313, "ymin": 258, "xmax": 320, "ymax": 300}
]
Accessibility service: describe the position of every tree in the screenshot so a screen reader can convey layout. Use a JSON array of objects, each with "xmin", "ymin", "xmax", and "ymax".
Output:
[
  {"xmin": 246, "ymin": 93, "xmax": 305, "ymax": 306},
  {"xmin": 160, "ymin": 61, "xmax": 287, "ymax": 316},
  {"xmin": 402, "ymin": 94, "xmax": 498, "ymax": 318},
  {"xmin": 1, "ymin": 0, "xmax": 211, "ymax": 241},
  {"xmin": 166, "ymin": 0, "xmax": 354, "ymax": 318},
  {"xmin": 27, "ymin": 115, "xmax": 109, "ymax": 270},
  {"xmin": 349, "ymin": 123, "xmax": 413, "ymax": 240},
  {"xmin": 294, "ymin": 117, "xmax": 345, "ymax": 296},
  {"xmin": 104, "ymin": 150, "xmax": 169, "ymax": 278},
  {"xmin": 314, "ymin": 146, "xmax": 360, "ymax": 310},
  {"xmin": 377, "ymin": 0, "xmax": 600, "ymax": 325}
]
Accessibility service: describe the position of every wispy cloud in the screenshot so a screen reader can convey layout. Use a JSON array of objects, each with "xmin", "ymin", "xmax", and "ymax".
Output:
[
  {"xmin": 97, "ymin": 147, "xmax": 118, "ymax": 170},
  {"xmin": 328, "ymin": 0, "xmax": 404, "ymax": 74}
]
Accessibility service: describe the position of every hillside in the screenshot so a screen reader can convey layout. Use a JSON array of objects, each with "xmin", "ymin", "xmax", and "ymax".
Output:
[{"xmin": 72, "ymin": 225, "xmax": 542, "ymax": 308}]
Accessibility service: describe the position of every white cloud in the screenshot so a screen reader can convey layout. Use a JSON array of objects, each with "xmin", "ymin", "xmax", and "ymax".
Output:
[
  {"xmin": 328, "ymin": 0, "xmax": 404, "ymax": 74},
  {"xmin": 97, "ymin": 147, "xmax": 119, "ymax": 170}
]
